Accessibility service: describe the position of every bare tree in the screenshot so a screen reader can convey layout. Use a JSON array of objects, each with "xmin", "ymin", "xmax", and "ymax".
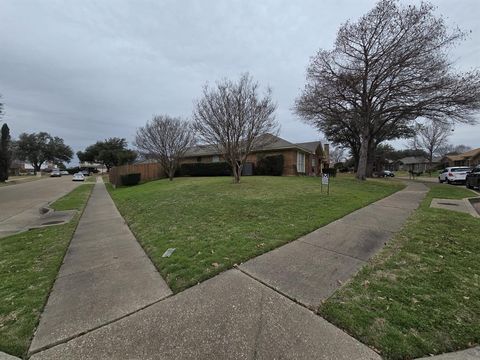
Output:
[
  {"xmin": 295, "ymin": 0, "xmax": 480, "ymax": 180},
  {"xmin": 329, "ymin": 146, "xmax": 346, "ymax": 164},
  {"xmin": 135, "ymin": 115, "xmax": 196, "ymax": 181},
  {"xmin": 193, "ymin": 73, "xmax": 278, "ymax": 183},
  {"xmin": 410, "ymin": 120, "xmax": 451, "ymax": 171},
  {"xmin": 436, "ymin": 143, "xmax": 472, "ymax": 158},
  {"xmin": 451, "ymin": 144, "xmax": 472, "ymax": 154}
]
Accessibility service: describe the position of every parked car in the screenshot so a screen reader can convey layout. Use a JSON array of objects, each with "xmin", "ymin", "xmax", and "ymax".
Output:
[
  {"xmin": 60, "ymin": 170, "xmax": 69, "ymax": 175},
  {"xmin": 81, "ymin": 169, "xmax": 91, "ymax": 176},
  {"xmin": 438, "ymin": 167, "xmax": 471, "ymax": 184},
  {"xmin": 50, "ymin": 170, "xmax": 61, "ymax": 177},
  {"xmin": 466, "ymin": 166, "xmax": 480, "ymax": 189},
  {"xmin": 72, "ymin": 173, "xmax": 85, "ymax": 182},
  {"xmin": 377, "ymin": 170, "xmax": 395, "ymax": 177}
]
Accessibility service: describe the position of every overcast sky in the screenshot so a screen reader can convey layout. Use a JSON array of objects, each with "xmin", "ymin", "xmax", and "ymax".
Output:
[{"xmin": 1, "ymin": 0, "xmax": 479, "ymax": 163}]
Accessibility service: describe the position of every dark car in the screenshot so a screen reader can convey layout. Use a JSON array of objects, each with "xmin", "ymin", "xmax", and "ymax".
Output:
[{"xmin": 466, "ymin": 166, "xmax": 480, "ymax": 190}]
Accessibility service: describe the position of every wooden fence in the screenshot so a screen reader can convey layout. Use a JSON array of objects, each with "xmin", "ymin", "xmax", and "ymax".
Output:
[{"xmin": 109, "ymin": 163, "xmax": 164, "ymax": 186}]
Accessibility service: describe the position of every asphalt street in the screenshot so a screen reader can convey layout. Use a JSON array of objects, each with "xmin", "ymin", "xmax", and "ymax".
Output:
[{"xmin": 0, "ymin": 176, "xmax": 80, "ymax": 236}]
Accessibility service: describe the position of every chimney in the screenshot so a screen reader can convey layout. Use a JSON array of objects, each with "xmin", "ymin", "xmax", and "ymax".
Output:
[{"xmin": 324, "ymin": 143, "xmax": 330, "ymax": 166}]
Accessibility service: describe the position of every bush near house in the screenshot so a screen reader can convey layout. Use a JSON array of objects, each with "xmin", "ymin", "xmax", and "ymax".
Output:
[
  {"xmin": 178, "ymin": 162, "xmax": 231, "ymax": 177},
  {"xmin": 323, "ymin": 167, "xmax": 337, "ymax": 177},
  {"xmin": 254, "ymin": 155, "xmax": 284, "ymax": 176},
  {"xmin": 120, "ymin": 173, "xmax": 141, "ymax": 186}
]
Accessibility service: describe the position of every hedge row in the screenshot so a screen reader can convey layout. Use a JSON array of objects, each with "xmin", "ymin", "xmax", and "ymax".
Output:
[
  {"xmin": 178, "ymin": 162, "xmax": 232, "ymax": 176},
  {"xmin": 178, "ymin": 155, "xmax": 285, "ymax": 177},
  {"xmin": 255, "ymin": 155, "xmax": 284, "ymax": 176},
  {"xmin": 121, "ymin": 173, "xmax": 141, "ymax": 186}
]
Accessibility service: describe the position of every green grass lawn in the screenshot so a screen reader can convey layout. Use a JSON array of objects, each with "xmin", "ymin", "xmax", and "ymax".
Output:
[
  {"xmin": 0, "ymin": 184, "xmax": 94, "ymax": 358},
  {"xmin": 320, "ymin": 184, "xmax": 480, "ymax": 359},
  {"xmin": 108, "ymin": 175, "xmax": 403, "ymax": 293}
]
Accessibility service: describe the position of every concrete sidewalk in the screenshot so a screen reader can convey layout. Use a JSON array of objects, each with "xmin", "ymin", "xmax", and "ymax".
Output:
[
  {"xmin": 30, "ymin": 270, "xmax": 381, "ymax": 360},
  {"xmin": 240, "ymin": 181, "xmax": 428, "ymax": 309},
  {"xmin": 29, "ymin": 181, "xmax": 427, "ymax": 359},
  {"xmin": 29, "ymin": 178, "xmax": 172, "ymax": 354}
]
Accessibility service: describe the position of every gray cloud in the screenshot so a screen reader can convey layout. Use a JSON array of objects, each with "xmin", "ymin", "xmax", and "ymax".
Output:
[{"xmin": 1, "ymin": 0, "xmax": 479, "ymax": 163}]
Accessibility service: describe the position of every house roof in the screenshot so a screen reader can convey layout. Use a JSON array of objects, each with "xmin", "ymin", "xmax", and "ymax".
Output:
[
  {"xmin": 295, "ymin": 141, "xmax": 322, "ymax": 153},
  {"xmin": 398, "ymin": 156, "xmax": 429, "ymax": 165},
  {"xmin": 459, "ymin": 147, "xmax": 480, "ymax": 158},
  {"xmin": 183, "ymin": 134, "xmax": 322, "ymax": 157},
  {"xmin": 446, "ymin": 147, "xmax": 480, "ymax": 161}
]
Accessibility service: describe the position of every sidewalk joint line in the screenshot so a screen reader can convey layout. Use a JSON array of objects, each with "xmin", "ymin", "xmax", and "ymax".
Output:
[
  {"xmin": 235, "ymin": 268, "xmax": 383, "ymax": 357},
  {"xmin": 27, "ymin": 293, "xmax": 174, "ymax": 358},
  {"xmin": 235, "ymin": 267, "xmax": 318, "ymax": 311},
  {"xmin": 298, "ymin": 240, "xmax": 368, "ymax": 263},
  {"xmin": 56, "ymin": 254, "xmax": 150, "ymax": 279}
]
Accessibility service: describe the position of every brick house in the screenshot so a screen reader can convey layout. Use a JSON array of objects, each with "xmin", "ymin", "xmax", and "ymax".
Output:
[
  {"xmin": 441, "ymin": 147, "xmax": 480, "ymax": 168},
  {"xmin": 181, "ymin": 134, "xmax": 330, "ymax": 176}
]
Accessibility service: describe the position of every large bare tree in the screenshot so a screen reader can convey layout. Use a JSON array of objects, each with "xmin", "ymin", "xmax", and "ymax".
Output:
[
  {"xmin": 193, "ymin": 73, "xmax": 278, "ymax": 183},
  {"xmin": 295, "ymin": 0, "xmax": 480, "ymax": 180},
  {"xmin": 410, "ymin": 120, "xmax": 451, "ymax": 171},
  {"xmin": 135, "ymin": 115, "xmax": 196, "ymax": 181}
]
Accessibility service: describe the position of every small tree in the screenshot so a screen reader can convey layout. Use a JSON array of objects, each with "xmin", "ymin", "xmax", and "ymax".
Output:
[
  {"xmin": 410, "ymin": 120, "xmax": 452, "ymax": 171},
  {"xmin": 135, "ymin": 115, "xmax": 196, "ymax": 181},
  {"xmin": 0, "ymin": 123, "xmax": 11, "ymax": 182},
  {"xmin": 193, "ymin": 73, "xmax": 278, "ymax": 183},
  {"xmin": 16, "ymin": 132, "xmax": 73, "ymax": 174},
  {"xmin": 77, "ymin": 138, "xmax": 136, "ymax": 172}
]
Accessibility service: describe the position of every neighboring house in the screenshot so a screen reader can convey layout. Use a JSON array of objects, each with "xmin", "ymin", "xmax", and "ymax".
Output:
[
  {"xmin": 397, "ymin": 157, "xmax": 431, "ymax": 173},
  {"xmin": 441, "ymin": 148, "xmax": 480, "ymax": 168},
  {"xmin": 9, "ymin": 160, "xmax": 56, "ymax": 175},
  {"xmin": 181, "ymin": 134, "xmax": 330, "ymax": 176},
  {"xmin": 9, "ymin": 160, "xmax": 27, "ymax": 176}
]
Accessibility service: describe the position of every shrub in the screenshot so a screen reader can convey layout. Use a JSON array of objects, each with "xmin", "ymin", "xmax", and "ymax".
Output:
[
  {"xmin": 179, "ymin": 162, "xmax": 231, "ymax": 176},
  {"xmin": 323, "ymin": 167, "xmax": 337, "ymax": 177},
  {"xmin": 121, "ymin": 173, "xmax": 141, "ymax": 186},
  {"xmin": 255, "ymin": 155, "xmax": 284, "ymax": 176}
]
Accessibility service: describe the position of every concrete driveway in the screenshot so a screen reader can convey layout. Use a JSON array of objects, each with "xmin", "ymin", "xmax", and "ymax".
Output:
[{"xmin": 0, "ymin": 176, "xmax": 81, "ymax": 237}]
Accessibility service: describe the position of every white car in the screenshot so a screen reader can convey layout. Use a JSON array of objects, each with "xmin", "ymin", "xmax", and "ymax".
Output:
[
  {"xmin": 72, "ymin": 172, "xmax": 85, "ymax": 182},
  {"xmin": 438, "ymin": 167, "xmax": 471, "ymax": 184}
]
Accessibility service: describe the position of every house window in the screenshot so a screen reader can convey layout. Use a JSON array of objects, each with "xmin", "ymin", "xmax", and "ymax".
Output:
[
  {"xmin": 212, "ymin": 155, "xmax": 220, "ymax": 163},
  {"xmin": 196, "ymin": 156, "xmax": 202, "ymax": 163},
  {"xmin": 296, "ymin": 152, "xmax": 305, "ymax": 173},
  {"xmin": 311, "ymin": 157, "xmax": 316, "ymax": 167}
]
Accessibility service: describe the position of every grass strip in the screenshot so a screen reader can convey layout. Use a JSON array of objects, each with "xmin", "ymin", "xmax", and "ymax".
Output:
[
  {"xmin": 320, "ymin": 184, "xmax": 480, "ymax": 359},
  {"xmin": 0, "ymin": 184, "xmax": 94, "ymax": 357}
]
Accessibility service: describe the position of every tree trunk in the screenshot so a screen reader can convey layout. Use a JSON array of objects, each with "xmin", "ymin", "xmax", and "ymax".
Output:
[
  {"xmin": 168, "ymin": 162, "xmax": 175, "ymax": 181},
  {"xmin": 366, "ymin": 140, "xmax": 375, "ymax": 178},
  {"xmin": 232, "ymin": 162, "xmax": 241, "ymax": 184},
  {"xmin": 428, "ymin": 150, "xmax": 433, "ymax": 175},
  {"xmin": 356, "ymin": 134, "xmax": 369, "ymax": 180}
]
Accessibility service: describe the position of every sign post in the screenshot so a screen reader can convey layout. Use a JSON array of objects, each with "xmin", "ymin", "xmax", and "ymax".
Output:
[{"xmin": 321, "ymin": 173, "xmax": 330, "ymax": 195}]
